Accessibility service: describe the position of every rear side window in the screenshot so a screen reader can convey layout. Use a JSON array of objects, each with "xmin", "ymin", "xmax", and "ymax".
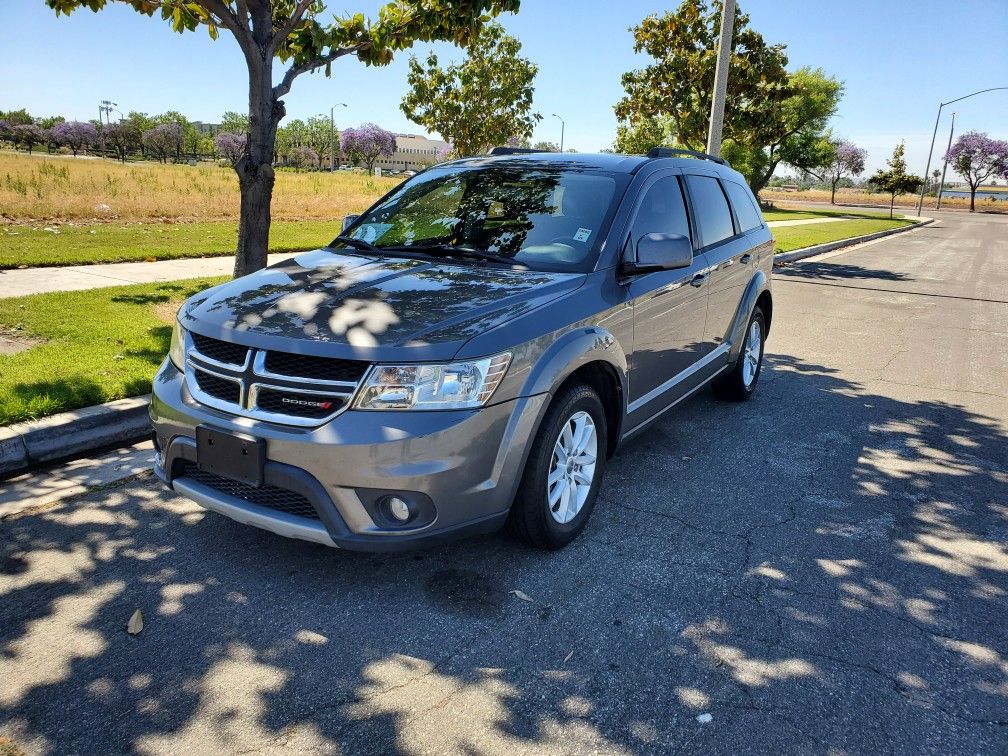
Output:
[
  {"xmin": 685, "ymin": 175, "xmax": 735, "ymax": 247},
  {"xmin": 724, "ymin": 181, "xmax": 763, "ymax": 232},
  {"xmin": 630, "ymin": 176, "xmax": 691, "ymax": 243}
]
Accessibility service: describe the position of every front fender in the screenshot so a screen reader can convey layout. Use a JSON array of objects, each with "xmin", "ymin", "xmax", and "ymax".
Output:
[
  {"xmin": 726, "ymin": 270, "xmax": 771, "ymax": 363},
  {"xmin": 522, "ymin": 325, "xmax": 629, "ymax": 400}
]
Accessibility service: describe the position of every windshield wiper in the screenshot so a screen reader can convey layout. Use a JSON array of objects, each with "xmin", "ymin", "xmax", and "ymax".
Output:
[
  {"xmin": 404, "ymin": 242, "xmax": 517, "ymax": 266},
  {"xmin": 332, "ymin": 235, "xmax": 379, "ymax": 254}
]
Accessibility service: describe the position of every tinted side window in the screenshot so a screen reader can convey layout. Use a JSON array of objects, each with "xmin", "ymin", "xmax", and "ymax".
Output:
[
  {"xmin": 630, "ymin": 177, "xmax": 691, "ymax": 246},
  {"xmin": 724, "ymin": 180, "xmax": 763, "ymax": 232},
  {"xmin": 685, "ymin": 175, "xmax": 735, "ymax": 247}
]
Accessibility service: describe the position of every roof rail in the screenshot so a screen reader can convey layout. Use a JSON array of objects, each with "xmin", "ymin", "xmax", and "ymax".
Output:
[
  {"xmin": 647, "ymin": 147, "xmax": 726, "ymax": 165},
  {"xmin": 487, "ymin": 146, "xmax": 542, "ymax": 155}
]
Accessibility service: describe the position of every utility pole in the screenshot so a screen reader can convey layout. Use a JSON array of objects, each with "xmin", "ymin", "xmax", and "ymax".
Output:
[
  {"xmin": 936, "ymin": 111, "xmax": 955, "ymax": 210},
  {"xmin": 706, "ymin": 0, "xmax": 735, "ymax": 156},
  {"xmin": 330, "ymin": 103, "xmax": 347, "ymax": 172},
  {"xmin": 551, "ymin": 113, "xmax": 565, "ymax": 152}
]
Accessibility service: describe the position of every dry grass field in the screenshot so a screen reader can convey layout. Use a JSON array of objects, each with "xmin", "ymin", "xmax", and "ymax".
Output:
[
  {"xmin": 0, "ymin": 150, "xmax": 399, "ymax": 222},
  {"xmin": 760, "ymin": 186, "xmax": 1007, "ymax": 214}
]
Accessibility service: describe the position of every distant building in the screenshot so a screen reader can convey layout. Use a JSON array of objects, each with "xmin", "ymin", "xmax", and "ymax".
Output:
[
  {"xmin": 191, "ymin": 121, "xmax": 220, "ymax": 136},
  {"xmin": 375, "ymin": 133, "xmax": 448, "ymax": 172}
]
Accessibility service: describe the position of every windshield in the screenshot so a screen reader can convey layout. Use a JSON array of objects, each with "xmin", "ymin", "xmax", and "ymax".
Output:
[{"xmin": 340, "ymin": 165, "xmax": 619, "ymax": 272}]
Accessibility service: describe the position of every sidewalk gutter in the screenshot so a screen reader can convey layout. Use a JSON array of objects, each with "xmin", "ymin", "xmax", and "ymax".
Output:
[
  {"xmin": 0, "ymin": 395, "xmax": 151, "ymax": 478},
  {"xmin": 773, "ymin": 217, "xmax": 934, "ymax": 265}
]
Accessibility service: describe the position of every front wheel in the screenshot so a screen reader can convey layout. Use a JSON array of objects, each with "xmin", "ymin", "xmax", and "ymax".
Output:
[
  {"xmin": 713, "ymin": 306, "xmax": 765, "ymax": 401},
  {"xmin": 508, "ymin": 384, "xmax": 608, "ymax": 549}
]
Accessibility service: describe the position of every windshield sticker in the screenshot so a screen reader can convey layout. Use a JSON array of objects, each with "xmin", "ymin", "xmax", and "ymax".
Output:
[
  {"xmin": 574, "ymin": 228, "xmax": 593, "ymax": 243},
  {"xmin": 355, "ymin": 223, "xmax": 393, "ymax": 244}
]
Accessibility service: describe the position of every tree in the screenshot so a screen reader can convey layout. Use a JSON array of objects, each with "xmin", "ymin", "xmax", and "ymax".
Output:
[
  {"xmin": 104, "ymin": 121, "xmax": 139, "ymax": 162},
  {"xmin": 616, "ymin": 2, "xmax": 841, "ymax": 193},
  {"xmin": 219, "ymin": 111, "xmax": 249, "ymax": 134},
  {"xmin": 531, "ymin": 141, "xmax": 558, "ymax": 152},
  {"xmin": 401, "ymin": 21, "xmax": 539, "ymax": 157},
  {"xmin": 12, "ymin": 124, "xmax": 46, "ymax": 154},
  {"xmin": 944, "ymin": 131, "xmax": 1008, "ymax": 212},
  {"xmin": 48, "ymin": 1, "xmax": 520, "ymax": 278},
  {"xmin": 340, "ymin": 123, "xmax": 396, "ymax": 172},
  {"xmin": 817, "ymin": 138, "xmax": 867, "ymax": 204},
  {"xmin": 304, "ymin": 115, "xmax": 332, "ymax": 169},
  {"xmin": 613, "ymin": 115, "xmax": 676, "ymax": 155},
  {"xmin": 141, "ymin": 123, "xmax": 182, "ymax": 163},
  {"xmin": 288, "ymin": 145, "xmax": 318, "ymax": 171},
  {"xmin": 215, "ymin": 131, "xmax": 246, "ymax": 166},
  {"xmin": 52, "ymin": 120, "xmax": 98, "ymax": 156},
  {"xmin": 867, "ymin": 143, "xmax": 923, "ymax": 219},
  {"xmin": 0, "ymin": 108, "xmax": 35, "ymax": 126}
]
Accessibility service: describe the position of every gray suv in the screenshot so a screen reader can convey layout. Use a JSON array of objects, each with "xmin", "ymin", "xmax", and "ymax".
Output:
[{"xmin": 151, "ymin": 148, "xmax": 773, "ymax": 551}]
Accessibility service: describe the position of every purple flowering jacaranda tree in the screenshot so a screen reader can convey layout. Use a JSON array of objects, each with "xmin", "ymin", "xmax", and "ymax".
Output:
[
  {"xmin": 52, "ymin": 120, "xmax": 98, "ymax": 157},
  {"xmin": 944, "ymin": 131, "xmax": 1008, "ymax": 212},
  {"xmin": 341, "ymin": 124, "xmax": 397, "ymax": 173}
]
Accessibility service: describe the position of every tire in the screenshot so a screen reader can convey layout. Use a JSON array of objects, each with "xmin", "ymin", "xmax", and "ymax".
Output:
[
  {"xmin": 508, "ymin": 383, "xmax": 608, "ymax": 549},
  {"xmin": 713, "ymin": 306, "xmax": 766, "ymax": 401}
]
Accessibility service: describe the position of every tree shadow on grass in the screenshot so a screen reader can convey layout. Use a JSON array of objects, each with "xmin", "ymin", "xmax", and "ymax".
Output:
[{"xmin": 1, "ymin": 352, "xmax": 1006, "ymax": 753}]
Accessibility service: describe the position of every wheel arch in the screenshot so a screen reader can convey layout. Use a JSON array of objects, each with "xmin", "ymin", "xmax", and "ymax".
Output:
[{"xmin": 521, "ymin": 327, "xmax": 628, "ymax": 459}]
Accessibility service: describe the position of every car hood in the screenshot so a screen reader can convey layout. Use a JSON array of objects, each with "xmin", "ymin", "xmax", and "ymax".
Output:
[{"xmin": 181, "ymin": 248, "xmax": 584, "ymax": 362}]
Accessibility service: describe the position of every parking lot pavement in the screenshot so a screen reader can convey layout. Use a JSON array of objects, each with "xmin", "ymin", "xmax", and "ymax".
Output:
[{"xmin": 1, "ymin": 213, "xmax": 1006, "ymax": 755}]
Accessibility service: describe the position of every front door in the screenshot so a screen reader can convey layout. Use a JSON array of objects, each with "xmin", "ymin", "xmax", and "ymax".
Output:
[{"xmin": 625, "ymin": 174, "xmax": 713, "ymax": 426}]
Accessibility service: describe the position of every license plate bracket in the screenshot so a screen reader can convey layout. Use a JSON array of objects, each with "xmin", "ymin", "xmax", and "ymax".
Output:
[{"xmin": 196, "ymin": 426, "xmax": 265, "ymax": 487}]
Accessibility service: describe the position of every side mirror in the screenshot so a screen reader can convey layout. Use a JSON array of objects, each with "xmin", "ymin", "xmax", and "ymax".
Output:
[
  {"xmin": 342, "ymin": 214, "xmax": 361, "ymax": 232},
  {"xmin": 624, "ymin": 233, "xmax": 693, "ymax": 274}
]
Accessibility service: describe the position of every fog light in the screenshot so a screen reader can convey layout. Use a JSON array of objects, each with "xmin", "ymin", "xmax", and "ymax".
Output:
[{"xmin": 385, "ymin": 496, "xmax": 412, "ymax": 523}]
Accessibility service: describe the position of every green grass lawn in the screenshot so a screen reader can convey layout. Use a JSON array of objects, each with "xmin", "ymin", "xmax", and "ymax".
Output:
[
  {"xmin": 0, "ymin": 277, "xmax": 226, "ymax": 425},
  {"xmin": 0, "ymin": 220, "xmax": 340, "ymax": 269},
  {"xmin": 772, "ymin": 217, "xmax": 915, "ymax": 254},
  {"xmin": 761, "ymin": 207, "xmax": 896, "ymax": 222}
]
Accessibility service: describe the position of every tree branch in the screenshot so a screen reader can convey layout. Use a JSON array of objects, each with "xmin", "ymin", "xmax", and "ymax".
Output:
[
  {"xmin": 273, "ymin": 43, "xmax": 366, "ymax": 99},
  {"xmin": 269, "ymin": 0, "xmax": 316, "ymax": 56}
]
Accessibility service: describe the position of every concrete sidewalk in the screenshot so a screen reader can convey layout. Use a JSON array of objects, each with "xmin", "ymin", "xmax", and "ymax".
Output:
[{"xmin": 0, "ymin": 252, "xmax": 299, "ymax": 298}]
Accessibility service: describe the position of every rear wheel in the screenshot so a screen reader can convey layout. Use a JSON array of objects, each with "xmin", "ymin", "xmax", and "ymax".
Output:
[
  {"xmin": 508, "ymin": 383, "xmax": 608, "ymax": 549},
  {"xmin": 713, "ymin": 306, "xmax": 765, "ymax": 401}
]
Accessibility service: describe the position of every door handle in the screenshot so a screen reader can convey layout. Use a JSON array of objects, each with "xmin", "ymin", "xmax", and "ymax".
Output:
[
  {"xmin": 690, "ymin": 273, "xmax": 707, "ymax": 288},
  {"xmin": 740, "ymin": 253, "xmax": 753, "ymax": 264}
]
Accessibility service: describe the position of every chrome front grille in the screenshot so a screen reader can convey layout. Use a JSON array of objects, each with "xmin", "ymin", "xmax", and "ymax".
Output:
[{"xmin": 183, "ymin": 332, "xmax": 369, "ymax": 426}]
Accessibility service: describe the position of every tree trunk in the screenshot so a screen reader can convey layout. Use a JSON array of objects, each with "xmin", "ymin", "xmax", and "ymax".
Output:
[
  {"xmin": 969, "ymin": 185, "xmax": 976, "ymax": 212},
  {"xmin": 889, "ymin": 194, "xmax": 894, "ymax": 219},
  {"xmin": 233, "ymin": 55, "xmax": 281, "ymax": 278},
  {"xmin": 830, "ymin": 179, "xmax": 837, "ymax": 204}
]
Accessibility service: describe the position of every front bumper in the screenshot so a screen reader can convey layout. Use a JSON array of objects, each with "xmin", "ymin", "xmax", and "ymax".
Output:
[{"xmin": 150, "ymin": 360, "xmax": 548, "ymax": 551}]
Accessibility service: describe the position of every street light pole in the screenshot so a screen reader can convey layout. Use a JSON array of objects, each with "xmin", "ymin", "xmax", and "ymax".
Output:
[
  {"xmin": 706, "ymin": 0, "xmax": 735, "ymax": 156},
  {"xmin": 916, "ymin": 86, "xmax": 1008, "ymax": 216},
  {"xmin": 936, "ymin": 111, "xmax": 955, "ymax": 211},
  {"xmin": 330, "ymin": 102, "xmax": 347, "ymax": 172},
  {"xmin": 551, "ymin": 113, "xmax": 565, "ymax": 152}
]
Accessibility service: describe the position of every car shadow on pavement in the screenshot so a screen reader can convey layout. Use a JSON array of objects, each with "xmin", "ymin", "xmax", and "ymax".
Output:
[
  {"xmin": 774, "ymin": 261, "xmax": 913, "ymax": 282},
  {"xmin": 1, "ymin": 352, "xmax": 1006, "ymax": 754}
]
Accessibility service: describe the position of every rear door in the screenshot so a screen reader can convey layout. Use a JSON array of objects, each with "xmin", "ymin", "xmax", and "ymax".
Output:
[
  {"xmin": 683, "ymin": 173, "xmax": 755, "ymax": 346},
  {"xmin": 624, "ymin": 172, "xmax": 712, "ymax": 425}
]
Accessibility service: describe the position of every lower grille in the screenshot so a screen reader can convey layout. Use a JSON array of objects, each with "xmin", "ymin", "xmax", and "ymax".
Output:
[
  {"xmin": 177, "ymin": 461, "xmax": 320, "ymax": 520},
  {"xmin": 192, "ymin": 368, "xmax": 240, "ymax": 405}
]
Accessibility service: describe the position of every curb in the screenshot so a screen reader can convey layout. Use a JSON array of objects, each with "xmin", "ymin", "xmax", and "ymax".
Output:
[
  {"xmin": 0, "ymin": 395, "xmax": 151, "ymax": 478},
  {"xmin": 773, "ymin": 217, "xmax": 934, "ymax": 265}
]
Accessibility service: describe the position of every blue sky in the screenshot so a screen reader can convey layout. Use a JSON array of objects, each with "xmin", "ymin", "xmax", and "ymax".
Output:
[{"xmin": 1, "ymin": 0, "xmax": 1006, "ymax": 173}]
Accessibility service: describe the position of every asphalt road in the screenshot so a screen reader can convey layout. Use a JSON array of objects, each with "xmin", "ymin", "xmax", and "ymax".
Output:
[{"xmin": 2, "ymin": 210, "xmax": 1006, "ymax": 755}]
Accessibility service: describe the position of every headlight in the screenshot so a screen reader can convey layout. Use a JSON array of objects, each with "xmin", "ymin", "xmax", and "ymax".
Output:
[
  {"xmin": 169, "ymin": 318, "xmax": 186, "ymax": 371},
  {"xmin": 354, "ymin": 353, "xmax": 511, "ymax": 410}
]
